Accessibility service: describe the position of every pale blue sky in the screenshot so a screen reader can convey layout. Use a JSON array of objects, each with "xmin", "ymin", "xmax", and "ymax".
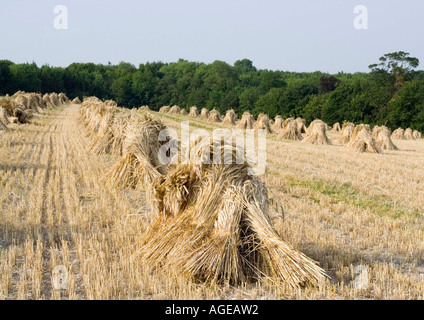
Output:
[{"xmin": 0, "ymin": 0, "xmax": 422, "ymax": 73}]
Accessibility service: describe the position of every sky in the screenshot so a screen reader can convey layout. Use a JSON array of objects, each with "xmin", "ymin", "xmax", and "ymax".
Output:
[{"xmin": 0, "ymin": 0, "xmax": 422, "ymax": 73}]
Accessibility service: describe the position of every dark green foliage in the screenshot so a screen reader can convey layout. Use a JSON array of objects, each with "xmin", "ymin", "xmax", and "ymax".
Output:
[
  {"xmin": 281, "ymin": 80, "xmax": 320, "ymax": 117},
  {"xmin": 386, "ymin": 81, "xmax": 424, "ymax": 131},
  {"xmin": 0, "ymin": 60, "xmax": 14, "ymax": 95},
  {"xmin": 9, "ymin": 62, "xmax": 42, "ymax": 93},
  {"xmin": 239, "ymin": 87, "xmax": 262, "ymax": 114},
  {"xmin": 40, "ymin": 65, "xmax": 65, "ymax": 94},
  {"xmin": 321, "ymin": 80, "xmax": 367, "ymax": 124},
  {"xmin": 253, "ymin": 88, "xmax": 285, "ymax": 118},
  {"xmin": 302, "ymin": 94, "xmax": 329, "ymax": 122},
  {"xmin": 1, "ymin": 52, "xmax": 423, "ymax": 131},
  {"xmin": 320, "ymin": 76, "xmax": 341, "ymax": 93}
]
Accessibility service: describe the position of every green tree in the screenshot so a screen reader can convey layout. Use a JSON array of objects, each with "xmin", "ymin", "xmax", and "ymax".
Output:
[
  {"xmin": 9, "ymin": 62, "xmax": 41, "ymax": 92},
  {"xmin": 280, "ymin": 80, "xmax": 320, "ymax": 117},
  {"xmin": 40, "ymin": 65, "xmax": 65, "ymax": 94},
  {"xmin": 369, "ymin": 51, "xmax": 419, "ymax": 89},
  {"xmin": 110, "ymin": 62, "xmax": 137, "ymax": 106},
  {"xmin": 0, "ymin": 60, "xmax": 14, "ymax": 95},
  {"xmin": 259, "ymin": 70, "xmax": 286, "ymax": 92},
  {"xmin": 132, "ymin": 62, "xmax": 163, "ymax": 107},
  {"xmin": 238, "ymin": 87, "xmax": 262, "ymax": 114},
  {"xmin": 387, "ymin": 80, "xmax": 424, "ymax": 131},
  {"xmin": 203, "ymin": 60, "xmax": 238, "ymax": 111},
  {"xmin": 321, "ymin": 80, "xmax": 368, "ymax": 124},
  {"xmin": 186, "ymin": 63, "xmax": 209, "ymax": 108},
  {"xmin": 253, "ymin": 87, "xmax": 285, "ymax": 118},
  {"xmin": 234, "ymin": 59, "xmax": 257, "ymax": 74},
  {"xmin": 301, "ymin": 94, "xmax": 329, "ymax": 122}
]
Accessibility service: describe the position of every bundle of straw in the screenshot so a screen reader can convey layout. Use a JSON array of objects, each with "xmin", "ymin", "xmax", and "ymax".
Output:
[
  {"xmin": 404, "ymin": 128, "xmax": 415, "ymax": 140},
  {"xmin": 80, "ymin": 103, "xmax": 106, "ymax": 137},
  {"xmin": 140, "ymin": 139, "xmax": 326, "ymax": 287},
  {"xmin": 13, "ymin": 107, "xmax": 30, "ymax": 123},
  {"xmin": 13, "ymin": 95, "xmax": 28, "ymax": 110},
  {"xmin": 88, "ymin": 108, "xmax": 119, "ymax": 155},
  {"xmin": 43, "ymin": 94, "xmax": 53, "ymax": 108},
  {"xmin": 35, "ymin": 93, "xmax": 45, "ymax": 111},
  {"xmin": 256, "ymin": 113, "xmax": 266, "ymax": 122},
  {"xmin": 296, "ymin": 118, "xmax": 307, "ymax": 134},
  {"xmin": 254, "ymin": 114, "xmax": 273, "ymax": 134},
  {"xmin": 278, "ymin": 119, "xmax": 303, "ymax": 141},
  {"xmin": 12, "ymin": 91, "xmax": 25, "ymax": 98},
  {"xmin": 106, "ymin": 114, "xmax": 168, "ymax": 200},
  {"xmin": 109, "ymin": 112, "xmax": 131, "ymax": 155},
  {"xmin": 391, "ymin": 128, "xmax": 405, "ymax": 140},
  {"xmin": 0, "ymin": 118, "xmax": 7, "ymax": 131},
  {"xmin": 302, "ymin": 121, "xmax": 331, "ymax": 145},
  {"xmin": 0, "ymin": 107, "xmax": 10, "ymax": 125},
  {"xmin": 0, "ymin": 97, "xmax": 14, "ymax": 116},
  {"xmin": 72, "ymin": 97, "xmax": 82, "ymax": 104},
  {"xmin": 282, "ymin": 117, "xmax": 294, "ymax": 129},
  {"xmin": 58, "ymin": 93, "xmax": 70, "ymax": 104},
  {"xmin": 222, "ymin": 109, "xmax": 238, "ymax": 125},
  {"xmin": 189, "ymin": 106, "xmax": 199, "ymax": 117},
  {"xmin": 335, "ymin": 122, "xmax": 355, "ymax": 144},
  {"xmin": 344, "ymin": 124, "xmax": 382, "ymax": 153},
  {"xmin": 199, "ymin": 108, "xmax": 209, "ymax": 120},
  {"xmin": 236, "ymin": 112, "xmax": 254, "ymax": 129},
  {"xmin": 169, "ymin": 105, "xmax": 181, "ymax": 114},
  {"xmin": 139, "ymin": 105, "xmax": 150, "ymax": 111},
  {"xmin": 331, "ymin": 122, "xmax": 341, "ymax": 132},
  {"xmin": 372, "ymin": 126, "xmax": 398, "ymax": 151},
  {"xmin": 208, "ymin": 109, "xmax": 222, "ymax": 122},
  {"xmin": 104, "ymin": 100, "xmax": 118, "ymax": 107},
  {"xmin": 159, "ymin": 106, "xmax": 171, "ymax": 113},
  {"xmin": 307, "ymin": 119, "xmax": 327, "ymax": 133},
  {"xmin": 50, "ymin": 93, "xmax": 60, "ymax": 106},
  {"xmin": 79, "ymin": 98, "xmax": 130, "ymax": 155},
  {"xmin": 413, "ymin": 130, "xmax": 422, "ymax": 140},
  {"xmin": 272, "ymin": 116, "xmax": 284, "ymax": 134}
]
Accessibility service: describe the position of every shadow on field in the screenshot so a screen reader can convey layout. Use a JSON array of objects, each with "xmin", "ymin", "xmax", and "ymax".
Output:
[
  {"xmin": 0, "ymin": 162, "xmax": 52, "ymax": 173},
  {"xmin": 0, "ymin": 221, "xmax": 73, "ymax": 250}
]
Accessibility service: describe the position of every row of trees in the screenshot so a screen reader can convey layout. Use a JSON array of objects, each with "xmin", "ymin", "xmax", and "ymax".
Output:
[{"xmin": 1, "ymin": 52, "xmax": 423, "ymax": 131}]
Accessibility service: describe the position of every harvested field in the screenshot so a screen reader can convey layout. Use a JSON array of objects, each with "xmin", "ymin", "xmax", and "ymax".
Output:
[{"xmin": 1, "ymin": 103, "xmax": 424, "ymax": 300}]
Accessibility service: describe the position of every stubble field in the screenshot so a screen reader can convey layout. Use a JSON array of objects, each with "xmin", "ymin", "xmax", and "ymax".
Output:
[{"xmin": 1, "ymin": 103, "xmax": 424, "ymax": 299}]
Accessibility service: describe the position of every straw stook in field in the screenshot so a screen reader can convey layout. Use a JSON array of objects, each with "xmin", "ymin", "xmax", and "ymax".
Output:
[{"xmin": 139, "ymin": 140, "xmax": 326, "ymax": 288}]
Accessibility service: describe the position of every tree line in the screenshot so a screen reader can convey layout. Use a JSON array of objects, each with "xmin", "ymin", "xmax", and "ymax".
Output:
[{"xmin": 1, "ymin": 51, "xmax": 423, "ymax": 131}]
